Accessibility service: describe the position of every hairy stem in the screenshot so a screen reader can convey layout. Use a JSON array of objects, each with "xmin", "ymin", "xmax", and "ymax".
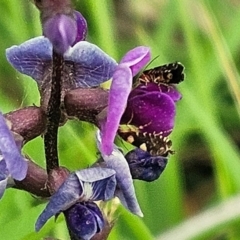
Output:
[{"xmin": 44, "ymin": 51, "xmax": 63, "ymax": 174}]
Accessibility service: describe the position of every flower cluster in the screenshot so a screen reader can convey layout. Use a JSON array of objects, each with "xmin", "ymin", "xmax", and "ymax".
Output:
[{"xmin": 1, "ymin": 1, "xmax": 184, "ymax": 240}]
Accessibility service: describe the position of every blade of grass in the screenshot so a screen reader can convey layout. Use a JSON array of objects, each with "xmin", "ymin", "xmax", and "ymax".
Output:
[{"xmin": 157, "ymin": 194, "xmax": 240, "ymax": 240}]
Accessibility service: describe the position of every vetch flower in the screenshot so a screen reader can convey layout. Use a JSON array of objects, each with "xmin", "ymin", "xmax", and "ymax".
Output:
[
  {"xmin": 125, "ymin": 148, "xmax": 168, "ymax": 182},
  {"xmin": 120, "ymin": 82, "xmax": 182, "ymax": 136},
  {"xmin": 6, "ymin": 36, "xmax": 117, "ymax": 88},
  {"xmin": 35, "ymin": 167, "xmax": 116, "ymax": 240},
  {"xmin": 96, "ymin": 131, "xmax": 143, "ymax": 217},
  {"xmin": 100, "ymin": 46, "xmax": 151, "ymax": 155},
  {"xmin": 0, "ymin": 113, "xmax": 27, "ymax": 198},
  {"xmin": 6, "ymin": 37, "xmax": 117, "ymax": 110}
]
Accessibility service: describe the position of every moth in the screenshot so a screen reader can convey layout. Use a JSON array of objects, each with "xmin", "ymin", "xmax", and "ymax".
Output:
[
  {"xmin": 118, "ymin": 124, "xmax": 174, "ymax": 157},
  {"xmin": 137, "ymin": 62, "xmax": 185, "ymax": 85}
]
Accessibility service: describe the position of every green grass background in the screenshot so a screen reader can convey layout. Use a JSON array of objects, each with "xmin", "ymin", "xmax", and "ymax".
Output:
[{"xmin": 1, "ymin": 0, "xmax": 240, "ymax": 239}]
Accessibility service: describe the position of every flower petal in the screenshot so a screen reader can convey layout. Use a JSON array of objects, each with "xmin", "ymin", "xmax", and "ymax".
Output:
[
  {"xmin": 64, "ymin": 202, "xmax": 104, "ymax": 240},
  {"xmin": 159, "ymin": 84, "xmax": 182, "ymax": 102},
  {"xmin": 122, "ymin": 88, "xmax": 176, "ymax": 135},
  {"xmin": 6, "ymin": 36, "xmax": 52, "ymax": 83},
  {"xmin": 0, "ymin": 113, "xmax": 27, "ymax": 180},
  {"xmin": 73, "ymin": 11, "xmax": 88, "ymax": 44},
  {"xmin": 65, "ymin": 41, "xmax": 117, "ymax": 87},
  {"xmin": 35, "ymin": 173, "xmax": 81, "ymax": 231},
  {"xmin": 75, "ymin": 167, "xmax": 116, "ymax": 201},
  {"xmin": 43, "ymin": 14, "xmax": 77, "ymax": 54},
  {"xmin": 35, "ymin": 168, "xmax": 116, "ymax": 231},
  {"xmin": 101, "ymin": 65, "xmax": 132, "ymax": 155},
  {"xmin": 125, "ymin": 148, "xmax": 168, "ymax": 182},
  {"xmin": 97, "ymin": 131, "xmax": 143, "ymax": 217},
  {"xmin": 120, "ymin": 46, "xmax": 151, "ymax": 76},
  {"xmin": 0, "ymin": 158, "xmax": 8, "ymax": 199}
]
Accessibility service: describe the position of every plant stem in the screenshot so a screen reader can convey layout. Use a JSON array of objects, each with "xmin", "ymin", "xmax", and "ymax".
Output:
[{"xmin": 44, "ymin": 50, "xmax": 63, "ymax": 174}]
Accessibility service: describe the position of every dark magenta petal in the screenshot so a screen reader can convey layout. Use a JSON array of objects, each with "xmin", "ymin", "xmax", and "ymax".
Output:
[
  {"xmin": 0, "ymin": 113, "xmax": 27, "ymax": 181},
  {"xmin": 122, "ymin": 90, "xmax": 176, "ymax": 136},
  {"xmin": 72, "ymin": 11, "xmax": 88, "ymax": 44},
  {"xmin": 159, "ymin": 84, "xmax": 182, "ymax": 102},
  {"xmin": 120, "ymin": 47, "xmax": 151, "ymax": 76},
  {"xmin": 130, "ymin": 83, "xmax": 182, "ymax": 102},
  {"xmin": 43, "ymin": 13, "xmax": 77, "ymax": 54},
  {"xmin": 97, "ymin": 132, "xmax": 143, "ymax": 217},
  {"xmin": 64, "ymin": 202, "xmax": 104, "ymax": 240},
  {"xmin": 6, "ymin": 37, "xmax": 52, "ymax": 83},
  {"xmin": 65, "ymin": 41, "xmax": 117, "ymax": 87},
  {"xmin": 101, "ymin": 65, "xmax": 132, "ymax": 155},
  {"xmin": 35, "ymin": 168, "xmax": 116, "ymax": 231},
  {"xmin": 125, "ymin": 148, "xmax": 168, "ymax": 182}
]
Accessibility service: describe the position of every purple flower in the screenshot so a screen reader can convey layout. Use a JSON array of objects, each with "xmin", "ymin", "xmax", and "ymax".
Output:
[
  {"xmin": 6, "ymin": 37, "xmax": 117, "ymax": 88},
  {"xmin": 43, "ymin": 10, "xmax": 87, "ymax": 54},
  {"xmin": 0, "ymin": 113, "xmax": 27, "ymax": 198},
  {"xmin": 64, "ymin": 202, "xmax": 104, "ymax": 240},
  {"xmin": 121, "ymin": 83, "xmax": 181, "ymax": 136},
  {"xmin": 35, "ymin": 167, "xmax": 116, "ymax": 240},
  {"xmin": 125, "ymin": 148, "xmax": 168, "ymax": 182},
  {"xmin": 96, "ymin": 131, "xmax": 143, "ymax": 217},
  {"xmin": 100, "ymin": 47, "xmax": 151, "ymax": 155}
]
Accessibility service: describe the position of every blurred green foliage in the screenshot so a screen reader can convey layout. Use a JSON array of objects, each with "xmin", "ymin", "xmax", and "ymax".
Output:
[{"xmin": 1, "ymin": 0, "xmax": 240, "ymax": 239}]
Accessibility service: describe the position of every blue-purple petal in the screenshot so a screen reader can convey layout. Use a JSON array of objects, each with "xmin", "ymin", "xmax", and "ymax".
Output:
[
  {"xmin": 120, "ymin": 46, "xmax": 151, "ymax": 76},
  {"xmin": 0, "ymin": 159, "xmax": 8, "ymax": 199},
  {"xmin": 6, "ymin": 36, "xmax": 52, "ymax": 83},
  {"xmin": 75, "ymin": 167, "xmax": 116, "ymax": 201},
  {"xmin": 125, "ymin": 148, "xmax": 168, "ymax": 182},
  {"xmin": 101, "ymin": 65, "xmax": 132, "ymax": 155},
  {"xmin": 64, "ymin": 202, "xmax": 104, "ymax": 240},
  {"xmin": 35, "ymin": 173, "xmax": 82, "ymax": 231},
  {"xmin": 35, "ymin": 168, "xmax": 116, "ymax": 231},
  {"xmin": 0, "ymin": 158, "xmax": 7, "ymax": 175},
  {"xmin": 65, "ymin": 41, "xmax": 117, "ymax": 87},
  {"xmin": 6, "ymin": 37, "xmax": 117, "ymax": 88},
  {"xmin": 0, "ymin": 113, "xmax": 27, "ymax": 181},
  {"xmin": 97, "ymin": 131, "xmax": 143, "ymax": 217}
]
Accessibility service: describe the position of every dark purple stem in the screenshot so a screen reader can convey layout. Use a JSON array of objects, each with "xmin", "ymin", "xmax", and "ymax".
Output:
[{"xmin": 44, "ymin": 50, "xmax": 63, "ymax": 174}]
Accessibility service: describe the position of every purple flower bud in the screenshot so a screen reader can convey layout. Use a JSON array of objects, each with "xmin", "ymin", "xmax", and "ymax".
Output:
[
  {"xmin": 43, "ymin": 11, "xmax": 87, "ymax": 54},
  {"xmin": 125, "ymin": 148, "xmax": 168, "ymax": 182},
  {"xmin": 64, "ymin": 202, "xmax": 104, "ymax": 240}
]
